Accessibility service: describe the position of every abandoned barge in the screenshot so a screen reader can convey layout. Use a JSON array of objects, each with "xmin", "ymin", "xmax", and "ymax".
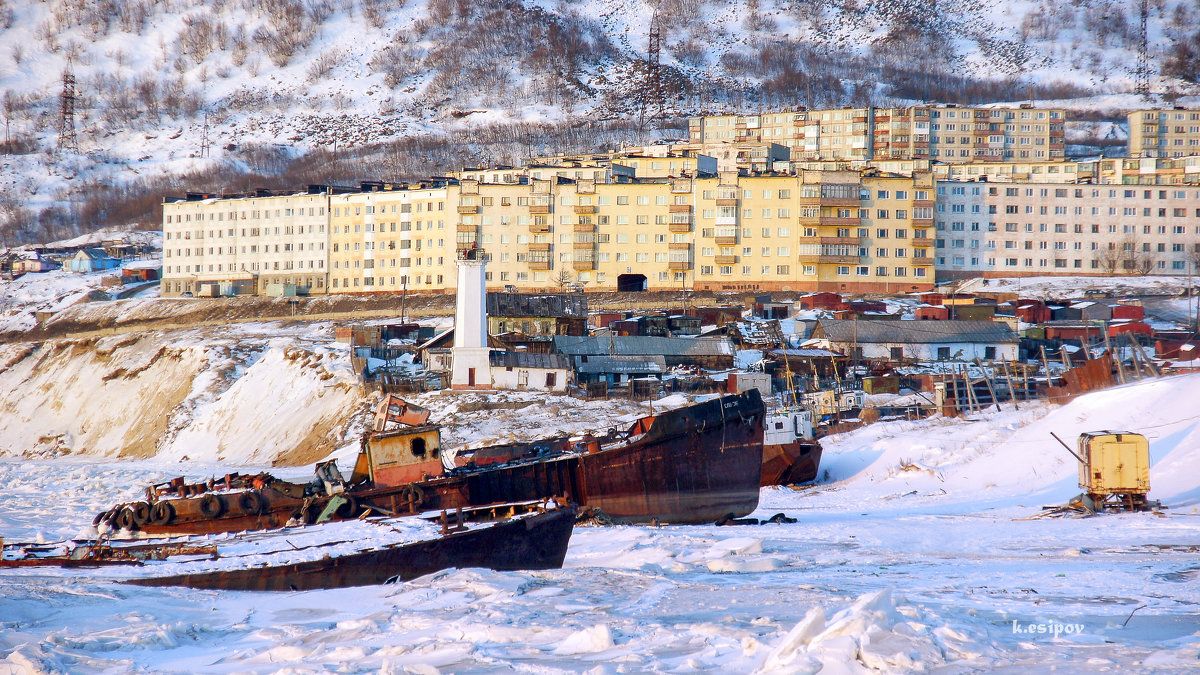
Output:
[
  {"xmin": 93, "ymin": 390, "xmax": 767, "ymax": 534},
  {"xmin": 124, "ymin": 505, "xmax": 576, "ymax": 591}
]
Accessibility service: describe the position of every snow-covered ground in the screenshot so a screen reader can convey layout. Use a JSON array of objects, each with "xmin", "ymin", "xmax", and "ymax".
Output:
[{"xmin": 2, "ymin": 373, "xmax": 1199, "ymax": 672}]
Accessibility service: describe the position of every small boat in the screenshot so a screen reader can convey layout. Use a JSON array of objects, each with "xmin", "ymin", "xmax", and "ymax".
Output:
[
  {"xmin": 760, "ymin": 407, "xmax": 823, "ymax": 486},
  {"xmin": 124, "ymin": 504, "xmax": 576, "ymax": 591}
]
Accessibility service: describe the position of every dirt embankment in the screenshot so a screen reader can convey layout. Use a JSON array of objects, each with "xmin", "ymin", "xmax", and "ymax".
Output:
[{"xmin": 4, "ymin": 289, "xmax": 771, "ymax": 342}]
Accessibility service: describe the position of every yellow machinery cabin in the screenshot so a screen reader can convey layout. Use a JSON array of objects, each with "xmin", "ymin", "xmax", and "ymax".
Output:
[
  {"xmin": 352, "ymin": 425, "xmax": 444, "ymax": 488},
  {"xmin": 1076, "ymin": 431, "xmax": 1152, "ymax": 510}
]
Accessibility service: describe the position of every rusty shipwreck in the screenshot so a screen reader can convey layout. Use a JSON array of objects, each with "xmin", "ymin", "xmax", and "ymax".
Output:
[{"xmin": 93, "ymin": 389, "xmax": 767, "ymax": 534}]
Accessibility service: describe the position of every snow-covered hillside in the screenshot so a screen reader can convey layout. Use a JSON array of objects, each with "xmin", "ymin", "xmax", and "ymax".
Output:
[{"xmin": 2, "ymin": 0, "xmax": 1199, "ymax": 244}]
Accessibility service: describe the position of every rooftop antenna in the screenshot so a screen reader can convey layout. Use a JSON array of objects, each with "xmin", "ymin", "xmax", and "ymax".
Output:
[{"xmin": 57, "ymin": 62, "xmax": 79, "ymax": 155}]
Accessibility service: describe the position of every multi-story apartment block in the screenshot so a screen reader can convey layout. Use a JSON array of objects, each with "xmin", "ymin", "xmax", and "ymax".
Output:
[
  {"xmin": 162, "ymin": 168, "xmax": 937, "ymax": 297},
  {"xmin": 161, "ymin": 188, "xmax": 337, "ymax": 297},
  {"xmin": 328, "ymin": 181, "xmax": 453, "ymax": 294},
  {"xmin": 687, "ymin": 105, "xmax": 1066, "ymax": 166},
  {"xmin": 936, "ymin": 179, "xmax": 1200, "ymax": 278},
  {"xmin": 1128, "ymin": 109, "xmax": 1200, "ymax": 158},
  {"xmin": 163, "ymin": 152, "xmax": 1200, "ymax": 299},
  {"xmin": 688, "ymin": 169, "xmax": 935, "ymax": 293}
]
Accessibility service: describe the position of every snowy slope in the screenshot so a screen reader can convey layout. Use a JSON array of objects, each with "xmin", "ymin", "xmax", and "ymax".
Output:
[{"xmin": 2, "ymin": 0, "xmax": 1199, "ymax": 243}]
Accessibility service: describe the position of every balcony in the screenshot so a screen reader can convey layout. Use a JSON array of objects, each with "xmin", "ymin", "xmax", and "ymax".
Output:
[
  {"xmin": 911, "ymin": 257, "xmax": 934, "ymax": 266},
  {"xmin": 912, "ymin": 218, "xmax": 934, "ymax": 227},
  {"xmin": 911, "ymin": 237, "xmax": 933, "ymax": 247},
  {"xmin": 668, "ymin": 222, "xmax": 692, "ymax": 233},
  {"xmin": 457, "ymin": 205, "xmax": 479, "ymax": 215},
  {"xmin": 912, "ymin": 199, "xmax": 935, "ymax": 208},
  {"xmin": 668, "ymin": 261, "xmax": 691, "ymax": 271},
  {"xmin": 528, "ymin": 221, "xmax": 550, "ymax": 233},
  {"xmin": 714, "ymin": 254, "xmax": 738, "ymax": 265},
  {"xmin": 574, "ymin": 205, "xmax": 596, "ymax": 215},
  {"xmin": 820, "ymin": 197, "xmax": 860, "ymax": 208},
  {"xmin": 528, "ymin": 204, "xmax": 551, "ymax": 214},
  {"xmin": 572, "ymin": 240, "xmax": 594, "ymax": 250},
  {"xmin": 529, "ymin": 260, "xmax": 552, "ymax": 271},
  {"xmin": 669, "ymin": 204, "xmax": 692, "ymax": 213},
  {"xmin": 668, "ymin": 241, "xmax": 691, "ymax": 251},
  {"xmin": 715, "ymin": 235, "xmax": 738, "ymax": 246},
  {"xmin": 572, "ymin": 260, "xmax": 595, "ymax": 271},
  {"xmin": 818, "ymin": 216, "xmax": 861, "ymax": 227},
  {"xmin": 573, "ymin": 223, "xmax": 595, "ymax": 232},
  {"xmin": 528, "ymin": 242, "xmax": 551, "ymax": 252},
  {"xmin": 456, "ymin": 223, "xmax": 478, "ymax": 233},
  {"xmin": 715, "ymin": 198, "xmax": 738, "ymax": 207},
  {"xmin": 799, "ymin": 254, "xmax": 859, "ymax": 264},
  {"xmin": 819, "ymin": 236, "xmax": 861, "ymax": 246}
]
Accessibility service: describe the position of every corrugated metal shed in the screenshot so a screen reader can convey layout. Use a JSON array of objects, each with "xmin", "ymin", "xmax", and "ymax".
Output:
[
  {"xmin": 813, "ymin": 319, "xmax": 1018, "ymax": 344},
  {"xmin": 486, "ymin": 293, "xmax": 588, "ymax": 318},
  {"xmin": 489, "ymin": 350, "xmax": 571, "ymax": 370},
  {"xmin": 552, "ymin": 335, "xmax": 734, "ymax": 357},
  {"xmin": 576, "ymin": 355, "xmax": 667, "ymax": 375}
]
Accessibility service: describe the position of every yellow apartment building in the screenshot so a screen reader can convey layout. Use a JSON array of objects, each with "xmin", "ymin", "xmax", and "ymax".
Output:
[
  {"xmin": 162, "ymin": 169, "xmax": 937, "ymax": 298},
  {"xmin": 328, "ymin": 182, "xmax": 453, "ymax": 294},
  {"xmin": 687, "ymin": 106, "xmax": 1066, "ymax": 165},
  {"xmin": 690, "ymin": 169, "xmax": 935, "ymax": 293},
  {"xmin": 1128, "ymin": 109, "xmax": 1200, "ymax": 158}
]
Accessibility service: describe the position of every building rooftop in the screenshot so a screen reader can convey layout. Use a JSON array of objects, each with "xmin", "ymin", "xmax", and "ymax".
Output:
[{"xmin": 814, "ymin": 319, "xmax": 1018, "ymax": 344}]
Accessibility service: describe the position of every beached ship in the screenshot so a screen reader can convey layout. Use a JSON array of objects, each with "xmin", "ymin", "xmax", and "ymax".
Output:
[
  {"xmin": 6, "ymin": 503, "xmax": 575, "ymax": 591},
  {"xmin": 125, "ymin": 504, "xmax": 576, "ymax": 591},
  {"xmin": 760, "ymin": 407, "xmax": 823, "ymax": 486},
  {"xmin": 91, "ymin": 390, "xmax": 766, "ymax": 534}
]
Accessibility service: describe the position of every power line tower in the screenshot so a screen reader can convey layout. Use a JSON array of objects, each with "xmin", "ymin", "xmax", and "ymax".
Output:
[
  {"xmin": 639, "ymin": 10, "xmax": 664, "ymax": 126},
  {"xmin": 200, "ymin": 111, "xmax": 211, "ymax": 158},
  {"xmin": 1134, "ymin": 0, "xmax": 1151, "ymax": 100},
  {"xmin": 57, "ymin": 64, "xmax": 79, "ymax": 154}
]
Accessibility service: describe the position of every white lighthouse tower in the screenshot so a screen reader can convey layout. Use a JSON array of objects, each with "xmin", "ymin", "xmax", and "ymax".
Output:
[{"xmin": 450, "ymin": 247, "xmax": 491, "ymax": 390}]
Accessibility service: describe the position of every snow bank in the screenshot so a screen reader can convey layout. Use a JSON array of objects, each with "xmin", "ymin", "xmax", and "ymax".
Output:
[
  {"xmin": 819, "ymin": 372, "xmax": 1200, "ymax": 507},
  {"xmin": 757, "ymin": 590, "xmax": 961, "ymax": 673}
]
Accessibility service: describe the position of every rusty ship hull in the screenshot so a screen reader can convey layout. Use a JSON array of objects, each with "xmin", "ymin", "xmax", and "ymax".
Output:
[
  {"xmin": 125, "ymin": 506, "xmax": 576, "ymax": 591},
  {"xmin": 404, "ymin": 390, "xmax": 767, "ymax": 524},
  {"xmin": 760, "ymin": 440, "xmax": 823, "ymax": 486}
]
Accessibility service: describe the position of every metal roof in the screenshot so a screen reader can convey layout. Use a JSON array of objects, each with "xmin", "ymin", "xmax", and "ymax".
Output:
[
  {"xmin": 489, "ymin": 350, "xmax": 571, "ymax": 370},
  {"xmin": 814, "ymin": 319, "xmax": 1018, "ymax": 344},
  {"xmin": 552, "ymin": 335, "xmax": 734, "ymax": 357},
  {"xmin": 768, "ymin": 348, "xmax": 846, "ymax": 358},
  {"xmin": 486, "ymin": 293, "xmax": 588, "ymax": 318},
  {"xmin": 576, "ymin": 355, "xmax": 666, "ymax": 374}
]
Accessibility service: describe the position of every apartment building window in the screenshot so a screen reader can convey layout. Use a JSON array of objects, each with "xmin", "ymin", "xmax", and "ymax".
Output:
[{"xmin": 700, "ymin": 265, "xmax": 714, "ymax": 275}]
